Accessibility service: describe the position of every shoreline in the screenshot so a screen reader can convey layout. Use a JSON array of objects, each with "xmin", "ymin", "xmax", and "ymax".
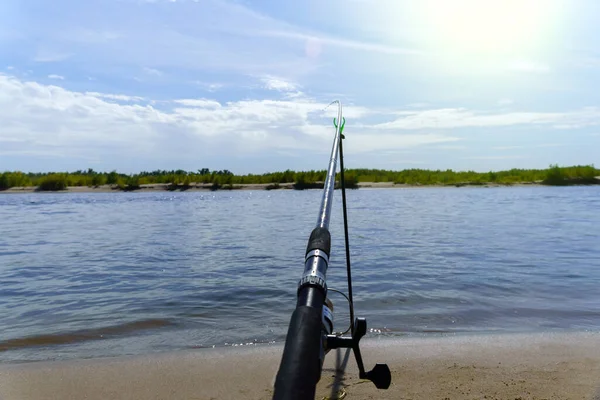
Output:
[
  {"xmin": 1, "ymin": 332, "xmax": 600, "ymax": 399},
  {"xmin": 0, "ymin": 181, "xmax": 570, "ymax": 194}
]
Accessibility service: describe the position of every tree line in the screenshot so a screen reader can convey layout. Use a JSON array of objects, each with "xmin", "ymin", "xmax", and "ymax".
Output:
[{"xmin": 0, "ymin": 165, "xmax": 598, "ymax": 191}]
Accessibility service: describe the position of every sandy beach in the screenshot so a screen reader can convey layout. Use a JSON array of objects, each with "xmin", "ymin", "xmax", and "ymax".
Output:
[{"xmin": 1, "ymin": 332, "xmax": 600, "ymax": 399}]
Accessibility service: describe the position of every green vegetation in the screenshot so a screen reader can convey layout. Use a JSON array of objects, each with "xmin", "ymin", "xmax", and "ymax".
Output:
[
  {"xmin": 36, "ymin": 174, "xmax": 68, "ymax": 191},
  {"xmin": 0, "ymin": 165, "xmax": 598, "ymax": 192},
  {"xmin": 0, "ymin": 172, "xmax": 31, "ymax": 190},
  {"xmin": 351, "ymin": 165, "xmax": 599, "ymax": 186},
  {"xmin": 122, "ymin": 176, "xmax": 141, "ymax": 191},
  {"xmin": 542, "ymin": 164, "xmax": 598, "ymax": 186},
  {"xmin": 342, "ymin": 171, "xmax": 359, "ymax": 189},
  {"xmin": 292, "ymin": 171, "xmax": 323, "ymax": 190}
]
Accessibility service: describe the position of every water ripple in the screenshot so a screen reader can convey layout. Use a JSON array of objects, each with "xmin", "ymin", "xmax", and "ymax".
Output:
[{"xmin": 1, "ymin": 187, "xmax": 599, "ymax": 362}]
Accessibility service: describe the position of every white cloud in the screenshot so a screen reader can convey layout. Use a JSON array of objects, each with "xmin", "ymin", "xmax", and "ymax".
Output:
[
  {"xmin": 192, "ymin": 81, "xmax": 224, "ymax": 92},
  {"xmin": 173, "ymin": 99, "xmax": 221, "ymax": 108},
  {"xmin": 0, "ymin": 74, "xmax": 457, "ymax": 169},
  {"xmin": 3, "ymin": 73, "xmax": 596, "ymax": 172},
  {"xmin": 373, "ymin": 107, "xmax": 600, "ymax": 130},
  {"xmin": 0, "ymin": 75, "xmax": 161, "ymax": 156},
  {"xmin": 86, "ymin": 92, "xmax": 145, "ymax": 102},
  {"xmin": 48, "ymin": 74, "xmax": 65, "ymax": 80},
  {"xmin": 261, "ymin": 76, "xmax": 298, "ymax": 92},
  {"xmin": 6, "ymin": 66, "xmax": 14, "ymax": 70}
]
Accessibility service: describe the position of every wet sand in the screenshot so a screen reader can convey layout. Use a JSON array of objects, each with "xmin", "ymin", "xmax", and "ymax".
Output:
[{"xmin": 1, "ymin": 332, "xmax": 600, "ymax": 399}]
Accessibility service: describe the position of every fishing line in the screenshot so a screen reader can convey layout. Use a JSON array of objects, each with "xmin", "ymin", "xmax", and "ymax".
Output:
[{"xmin": 334, "ymin": 115, "xmax": 356, "ymax": 335}]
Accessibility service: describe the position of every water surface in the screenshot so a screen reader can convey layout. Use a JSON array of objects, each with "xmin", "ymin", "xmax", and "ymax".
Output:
[{"xmin": 1, "ymin": 187, "xmax": 599, "ymax": 362}]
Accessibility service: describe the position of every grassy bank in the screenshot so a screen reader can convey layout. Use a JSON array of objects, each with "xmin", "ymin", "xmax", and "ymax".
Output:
[{"xmin": 0, "ymin": 165, "xmax": 598, "ymax": 192}]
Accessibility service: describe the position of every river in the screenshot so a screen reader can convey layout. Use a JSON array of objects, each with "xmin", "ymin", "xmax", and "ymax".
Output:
[{"xmin": 1, "ymin": 186, "xmax": 599, "ymax": 362}]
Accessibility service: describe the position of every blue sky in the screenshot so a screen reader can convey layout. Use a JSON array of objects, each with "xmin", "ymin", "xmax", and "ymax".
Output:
[{"xmin": 0, "ymin": 0, "xmax": 599, "ymax": 174}]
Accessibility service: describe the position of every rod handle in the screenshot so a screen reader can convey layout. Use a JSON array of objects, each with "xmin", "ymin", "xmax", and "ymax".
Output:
[{"xmin": 273, "ymin": 305, "xmax": 324, "ymax": 400}]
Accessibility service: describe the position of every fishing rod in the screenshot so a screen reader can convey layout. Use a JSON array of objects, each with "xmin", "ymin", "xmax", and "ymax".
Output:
[{"xmin": 273, "ymin": 101, "xmax": 391, "ymax": 400}]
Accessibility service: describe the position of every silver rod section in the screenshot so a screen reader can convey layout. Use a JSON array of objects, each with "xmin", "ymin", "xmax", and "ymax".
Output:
[{"xmin": 316, "ymin": 101, "xmax": 343, "ymax": 230}]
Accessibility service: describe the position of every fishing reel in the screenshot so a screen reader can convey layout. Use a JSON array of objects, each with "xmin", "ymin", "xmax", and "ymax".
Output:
[{"xmin": 321, "ymin": 298, "xmax": 391, "ymax": 389}]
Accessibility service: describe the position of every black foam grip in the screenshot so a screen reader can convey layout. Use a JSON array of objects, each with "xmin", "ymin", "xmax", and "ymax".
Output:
[
  {"xmin": 273, "ymin": 305, "xmax": 323, "ymax": 400},
  {"xmin": 305, "ymin": 227, "xmax": 331, "ymax": 257}
]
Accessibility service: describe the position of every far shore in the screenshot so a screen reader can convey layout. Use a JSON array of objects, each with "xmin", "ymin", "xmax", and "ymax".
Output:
[{"xmin": 0, "ymin": 181, "xmax": 566, "ymax": 194}]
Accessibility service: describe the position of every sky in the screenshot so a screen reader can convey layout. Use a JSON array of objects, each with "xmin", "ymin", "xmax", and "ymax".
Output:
[{"xmin": 1, "ymin": 0, "xmax": 599, "ymax": 174}]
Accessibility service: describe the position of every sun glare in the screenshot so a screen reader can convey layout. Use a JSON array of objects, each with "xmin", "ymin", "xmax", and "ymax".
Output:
[{"xmin": 415, "ymin": 0, "xmax": 558, "ymax": 55}]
